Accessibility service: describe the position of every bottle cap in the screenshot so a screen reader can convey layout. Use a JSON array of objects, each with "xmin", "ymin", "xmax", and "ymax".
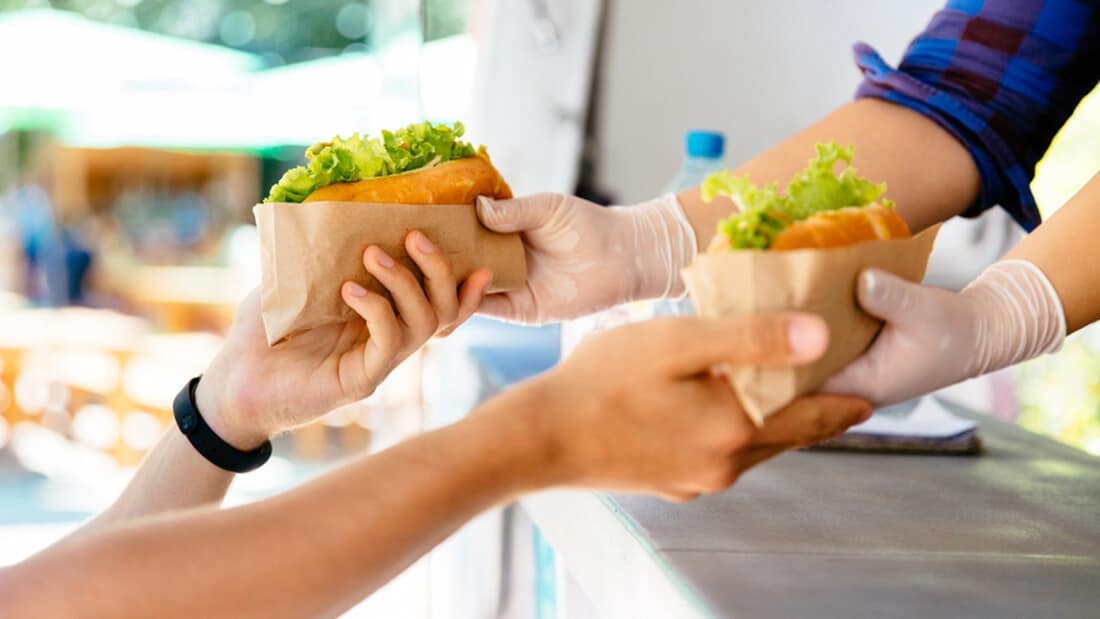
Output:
[{"xmin": 686, "ymin": 130, "xmax": 725, "ymax": 158}]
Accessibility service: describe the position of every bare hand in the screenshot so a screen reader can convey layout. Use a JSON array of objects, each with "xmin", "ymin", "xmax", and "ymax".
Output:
[
  {"xmin": 505, "ymin": 313, "xmax": 872, "ymax": 501},
  {"xmin": 198, "ymin": 231, "xmax": 492, "ymax": 448}
]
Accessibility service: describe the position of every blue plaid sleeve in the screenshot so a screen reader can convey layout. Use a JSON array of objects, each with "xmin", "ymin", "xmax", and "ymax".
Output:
[{"xmin": 854, "ymin": 0, "xmax": 1100, "ymax": 231}]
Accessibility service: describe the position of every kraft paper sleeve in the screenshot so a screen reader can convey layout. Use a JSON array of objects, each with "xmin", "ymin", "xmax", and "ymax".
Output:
[
  {"xmin": 254, "ymin": 201, "xmax": 527, "ymax": 345},
  {"xmin": 683, "ymin": 226, "xmax": 939, "ymax": 425}
]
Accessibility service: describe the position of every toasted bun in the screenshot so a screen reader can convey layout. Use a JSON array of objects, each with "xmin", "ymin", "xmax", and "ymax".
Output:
[
  {"xmin": 769, "ymin": 203, "xmax": 910, "ymax": 250},
  {"xmin": 303, "ymin": 152, "xmax": 513, "ymax": 205}
]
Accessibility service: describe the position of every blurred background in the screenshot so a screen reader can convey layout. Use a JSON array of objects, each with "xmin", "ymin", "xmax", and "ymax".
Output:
[{"xmin": 0, "ymin": 1, "xmax": 1097, "ymax": 617}]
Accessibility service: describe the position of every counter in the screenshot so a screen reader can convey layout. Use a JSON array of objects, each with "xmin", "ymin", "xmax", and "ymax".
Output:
[
  {"xmin": 456, "ymin": 319, "xmax": 1100, "ymax": 618},
  {"xmin": 521, "ymin": 409, "xmax": 1100, "ymax": 618}
]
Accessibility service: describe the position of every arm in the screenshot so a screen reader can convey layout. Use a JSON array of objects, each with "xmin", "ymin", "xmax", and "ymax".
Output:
[
  {"xmin": 3, "ymin": 391, "xmax": 547, "ymax": 619},
  {"xmin": 676, "ymin": 98, "xmax": 980, "ymax": 242},
  {"xmin": 1005, "ymin": 172, "xmax": 1100, "ymax": 332},
  {"xmin": 66, "ymin": 231, "xmax": 493, "ymax": 539},
  {"xmin": 2, "ymin": 313, "xmax": 871, "ymax": 618},
  {"xmin": 68, "ymin": 430, "xmax": 234, "ymax": 540},
  {"xmin": 477, "ymin": 0, "xmax": 1100, "ymax": 325}
]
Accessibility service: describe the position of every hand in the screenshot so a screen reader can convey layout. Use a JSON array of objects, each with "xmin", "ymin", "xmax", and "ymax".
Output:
[
  {"xmin": 824, "ymin": 261, "xmax": 1065, "ymax": 407},
  {"xmin": 475, "ymin": 193, "xmax": 697, "ymax": 324},
  {"xmin": 197, "ymin": 231, "xmax": 493, "ymax": 449},
  {"xmin": 489, "ymin": 312, "xmax": 871, "ymax": 502}
]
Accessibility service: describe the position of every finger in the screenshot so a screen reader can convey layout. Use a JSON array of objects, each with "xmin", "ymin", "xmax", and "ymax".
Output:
[
  {"xmin": 341, "ymin": 281, "xmax": 401, "ymax": 377},
  {"xmin": 652, "ymin": 313, "xmax": 829, "ymax": 377},
  {"xmin": 821, "ymin": 354, "xmax": 880, "ymax": 400},
  {"xmin": 476, "ymin": 195, "xmax": 556, "ymax": 233},
  {"xmin": 438, "ymin": 268, "xmax": 493, "ymax": 337},
  {"xmin": 856, "ymin": 269, "xmax": 928, "ymax": 324},
  {"xmin": 405, "ymin": 231, "xmax": 459, "ymax": 330},
  {"xmin": 753, "ymin": 394, "xmax": 872, "ymax": 450},
  {"xmin": 362, "ymin": 246, "xmax": 437, "ymax": 344}
]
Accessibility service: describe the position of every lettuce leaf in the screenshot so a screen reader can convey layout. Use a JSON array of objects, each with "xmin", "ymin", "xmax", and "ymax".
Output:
[
  {"xmin": 264, "ymin": 121, "xmax": 478, "ymax": 203},
  {"xmin": 702, "ymin": 142, "xmax": 891, "ymax": 250}
]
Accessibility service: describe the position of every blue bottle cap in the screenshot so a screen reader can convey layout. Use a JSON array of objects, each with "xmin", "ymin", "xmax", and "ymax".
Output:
[{"xmin": 685, "ymin": 130, "xmax": 725, "ymax": 158}]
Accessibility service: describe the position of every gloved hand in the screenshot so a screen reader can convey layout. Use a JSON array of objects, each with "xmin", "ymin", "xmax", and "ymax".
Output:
[
  {"xmin": 475, "ymin": 193, "xmax": 697, "ymax": 324},
  {"xmin": 823, "ymin": 259, "xmax": 1066, "ymax": 406}
]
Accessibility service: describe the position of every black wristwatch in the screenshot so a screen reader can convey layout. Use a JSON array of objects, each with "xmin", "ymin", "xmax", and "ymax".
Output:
[{"xmin": 173, "ymin": 376, "xmax": 272, "ymax": 473}]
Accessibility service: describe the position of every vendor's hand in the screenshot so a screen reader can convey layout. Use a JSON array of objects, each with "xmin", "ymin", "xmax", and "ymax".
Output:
[
  {"xmin": 475, "ymin": 193, "xmax": 696, "ymax": 324},
  {"xmin": 197, "ymin": 231, "xmax": 493, "ymax": 449},
  {"xmin": 493, "ymin": 313, "xmax": 871, "ymax": 502},
  {"xmin": 824, "ymin": 261, "xmax": 1065, "ymax": 407}
]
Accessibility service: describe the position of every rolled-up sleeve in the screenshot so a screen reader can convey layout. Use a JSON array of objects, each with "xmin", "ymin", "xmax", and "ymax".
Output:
[{"xmin": 854, "ymin": 0, "xmax": 1100, "ymax": 231}]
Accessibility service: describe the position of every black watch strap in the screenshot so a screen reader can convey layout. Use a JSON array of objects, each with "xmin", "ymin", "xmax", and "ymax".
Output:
[{"xmin": 173, "ymin": 376, "xmax": 272, "ymax": 473}]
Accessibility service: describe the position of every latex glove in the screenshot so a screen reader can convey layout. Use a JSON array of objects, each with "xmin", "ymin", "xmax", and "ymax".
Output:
[
  {"xmin": 475, "ymin": 193, "xmax": 697, "ymax": 324},
  {"xmin": 824, "ymin": 259, "xmax": 1066, "ymax": 407}
]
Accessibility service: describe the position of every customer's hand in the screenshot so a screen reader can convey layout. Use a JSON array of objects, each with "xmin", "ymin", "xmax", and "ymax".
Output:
[
  {"xmin": 197, "ymin": 231, "xmax": 492, "ymax": 449},
  {"xmin": 488, "ymin": 313, "xmax": 871, "ymax": 502},
  {"xmin": 824, "ymin": 260, "xmax": 1065, "ymax": 406},
  {"xmin": 475, "ymin": 193, "xmax": 697, "ymax": 324}
]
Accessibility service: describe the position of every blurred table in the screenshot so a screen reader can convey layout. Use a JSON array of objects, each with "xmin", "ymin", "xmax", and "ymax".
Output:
[{"xmin": 520, "ymin": 408, "xmax": 1100, "ymax": 618}]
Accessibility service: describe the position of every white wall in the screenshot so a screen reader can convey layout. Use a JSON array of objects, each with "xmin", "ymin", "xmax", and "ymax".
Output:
[
  {"xmin": 591, "ymin": 0, "xmax": 945, "ymax": 202},
  {"xmin": 472, "ymin": 0, "xmax": 603, "ymax": 195}
]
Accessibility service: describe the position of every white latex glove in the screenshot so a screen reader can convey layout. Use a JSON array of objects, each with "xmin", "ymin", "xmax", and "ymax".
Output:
[
  {"xmin": 824, "ymin": 259, "xmax": 1066, "ymax": 407},
  {"xmin": 475, "ymin": 193, "xmax": 697, "ymax": 324}
]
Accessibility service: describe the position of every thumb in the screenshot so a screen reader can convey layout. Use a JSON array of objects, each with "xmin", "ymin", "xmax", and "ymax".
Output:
[
  {"xmin": 661, "ymin": 312, "xmax": 829, "ymax": 376},
  {"xmin": 823, "ymin": 270, "xmax": 929, "ymax": 402},
  {"xmin": 476, "ymin": 194, "xmax": 555, "ymax": 234},
  {"xmin": 856, "ymin": 269, "xmax": 927, "ymax": 323}
]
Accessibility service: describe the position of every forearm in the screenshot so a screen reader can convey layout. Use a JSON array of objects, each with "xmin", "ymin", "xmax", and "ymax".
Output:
[
  {"xmin": 1005, "ymin": 172, "xmax": 1100, "ymax": 333},
  {"xmin": 68, "ymin": 429, "xmax": 234, "ymax": 541},
  {"xmin": 2, "ymin": 387, "xmax": 548, "ymax": 619},
  {"xmin": 677, "ymin": 98, "xmax": 980, "ymax": 246},
  {"xmin": 62, "ymin": 375, "xmax": 254, "ymax": 541}
]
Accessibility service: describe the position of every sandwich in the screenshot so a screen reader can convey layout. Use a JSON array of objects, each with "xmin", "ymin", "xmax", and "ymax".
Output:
[
  {"xmin": 254, "ymin": 121, "xmax": 526, "ymax": 345},
  {"xmin": 701, "ymin": 142, "xmax": 910, "ymax": 252},
  {"xmin": 264, "ymin": 121, "xmax": 512, "ymax": 205}
]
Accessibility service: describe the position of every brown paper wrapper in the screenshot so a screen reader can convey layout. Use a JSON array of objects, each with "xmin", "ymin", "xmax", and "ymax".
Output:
[
  {"xmin": 683, "ymin": 226, "xmax": 939, "ymax": 425},
  {"xmin": 254, "ymin": 201, "xmax": 526, "ymax": 345}
]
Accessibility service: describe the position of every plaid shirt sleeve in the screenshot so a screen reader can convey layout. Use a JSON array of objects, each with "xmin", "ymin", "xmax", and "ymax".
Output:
[{"xmin": 853, "ymin": 0, "xmax": 1100, "ymax": 231}]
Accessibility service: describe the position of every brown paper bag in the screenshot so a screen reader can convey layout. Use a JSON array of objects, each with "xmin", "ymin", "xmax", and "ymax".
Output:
[
  {"xmin": 254, "ymin": 201, "xmax": 526, "ymax": 345},
  {"xmin": 682, "ymin": 226, "xmax": 939, "ymax": 425}
]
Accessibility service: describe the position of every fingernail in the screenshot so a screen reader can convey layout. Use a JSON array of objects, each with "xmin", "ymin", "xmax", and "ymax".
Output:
[
  {"xmin": 373, "ymin": 247, "xmax": 395, "ymax": 268},
  {"xmin": 346, "ymin": 282, "xmax": 367, "ymax": 297},
  {"xmin": 861, "ymin": 270, "xmax": 879, "ymax": 300},
  {"xmin": 788, "ymin": 316, "xmax": 828, "ymax": 359},
  {"xmin": 414, "ymin": 231, "xmax": 437, "ymax": 254}
]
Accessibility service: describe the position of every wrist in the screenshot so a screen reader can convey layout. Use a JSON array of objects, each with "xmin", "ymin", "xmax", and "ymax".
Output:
[
  {"xmin": 194, "ymin": 364, "xmax": 270, "ymax": 452},
  {"xmin": 616, "ymin": 195, "xmax": 698, "ymax": 302},
  {"xmin": 465, "ymin": 377, "xmax": 572, "ymax": 494},
  {"xmin": 961, "ymin": 260, "xmax": 1067, "ymax": 376}
]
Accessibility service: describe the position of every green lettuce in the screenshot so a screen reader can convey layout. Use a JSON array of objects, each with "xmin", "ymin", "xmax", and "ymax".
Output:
[
  {"xmin": 264, "ymin": 121, "xmax": 478, "ymax": 203},
  {"xmin": 702, "ymin": 142, "xmax": 891, "ymax": 250}
]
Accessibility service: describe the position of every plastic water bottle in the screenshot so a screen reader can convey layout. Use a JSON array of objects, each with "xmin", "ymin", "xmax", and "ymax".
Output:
[
  {"xmin": 651, "ymin": 130, "xmax": 726, "ymax": 316},
  {"xmin": 665, "ymin": 130, "xmax": 726, "ymax": 195},
  {"xmin": 561, "ymin": 130, "xmax": 727, "ymax": 357}
]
